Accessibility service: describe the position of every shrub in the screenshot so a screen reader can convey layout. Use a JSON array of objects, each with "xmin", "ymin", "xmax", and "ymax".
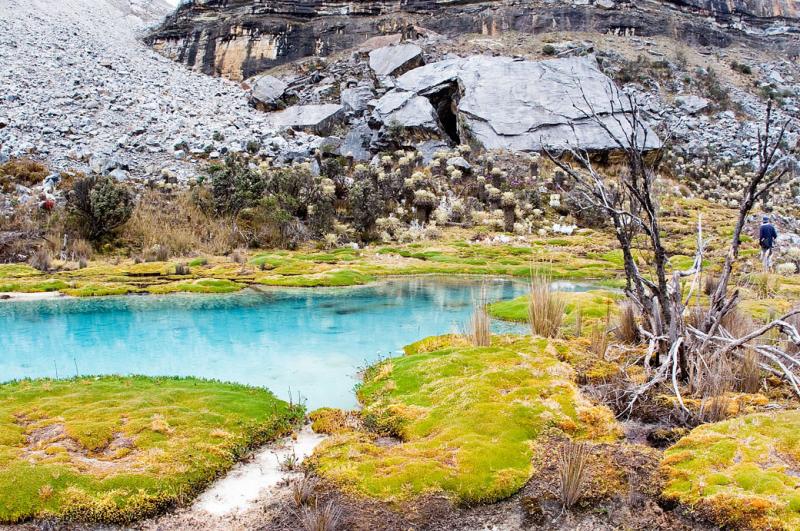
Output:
[
  {"xmin": 731, "ymin": 61, "xmax": 753, "ymax": 75},
  {"xmin": 174, "ymin": 263, "xmax": 190, "ymax": 275},
  {"xmin": 349, "ymin": 177, "xmax": 382, "ymax": 238},
  {"xmin": 208, "ymin": 154, "xmax": 265, "ymax": 216},
  {"xmin": 542, "ymin": 44, "xmax": 556, "ymax": 56},
  {"xmin": 67, "ymin": 176, "xmax": 133, "ymax": 242}
]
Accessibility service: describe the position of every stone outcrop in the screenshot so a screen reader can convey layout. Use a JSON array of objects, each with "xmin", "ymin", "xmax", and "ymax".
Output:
[
  {"xmin": 269, "ymin": 104, "xmax": 345, "ymax": 136},
  {"xmin": 378, "ymin": 55, "xmax": 661, "ymax": 152},
  {"xmin": 250, "ymin": 75, "xmax": 289, "ymax": 110},
  {"xmin": 368, "ymin": 43, "xmax": 424, "ymax": 78},
  {"xmin": 146, "ymin": 0, "xmax": 800, "ymax": 81}
]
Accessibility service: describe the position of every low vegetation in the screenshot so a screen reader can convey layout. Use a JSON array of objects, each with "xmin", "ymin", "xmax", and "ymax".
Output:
[
  {"xmin": 0, "ymin": 376, "xmax": 303, "ymax": 523},
  {"xmin": 661, "ymin": 410, "xmax": 800, "ymax": 530},
  {"xmin": 310, "ymin": 334, "xmax": 620, "ymax": 503}
]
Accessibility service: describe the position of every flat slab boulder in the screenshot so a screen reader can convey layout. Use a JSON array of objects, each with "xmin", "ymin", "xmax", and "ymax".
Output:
[
  {"xmin": 250, "ymin": 75, "xmax": 288, "ymax": 111},
  {"xmin": 269, "ymin": 104, "xmax": 344, "ymax": 136},
  {"xmin": 396, "ymin": 55, "xmax": 661, "ymax": 153},
  {"xmin": 373, "ymin": 90, "xmax": 439, "ymax": 132},
  {"xmin": 369, "ymin": 43, "xmax": 424, "ymax": 78}
]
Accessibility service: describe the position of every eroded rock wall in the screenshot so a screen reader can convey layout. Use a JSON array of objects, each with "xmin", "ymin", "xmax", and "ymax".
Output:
[{"xmin": 146, "ymin": 0, "xmax": 800, "ymax": 80}]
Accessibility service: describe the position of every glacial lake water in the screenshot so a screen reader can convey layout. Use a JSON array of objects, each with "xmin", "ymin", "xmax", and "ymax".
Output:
[{"xmin": 0, "ymin": 277, "xmax": 596, "ymax": 409}]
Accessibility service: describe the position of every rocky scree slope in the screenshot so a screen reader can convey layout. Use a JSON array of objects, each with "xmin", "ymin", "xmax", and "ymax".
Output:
[
  {"xmin": 145, "ymin": 0, "xmax": 799, "ymax": 81},
  {"xmin": 0, "ymin": 0, "xmax": 321, "ymax": 187}
]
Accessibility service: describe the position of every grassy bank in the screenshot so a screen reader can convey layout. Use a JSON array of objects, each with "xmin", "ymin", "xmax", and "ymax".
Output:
[
  {"xmin": 310, "ymin": 334, "xmax": 620, "ymax": 503},
  {"xmin": 0, "ymin": 376, "xmax": 304, "ymax": 523},
  {"xmin": 661, "ymin": 410, "xmax": 800, "ymax": 530}
]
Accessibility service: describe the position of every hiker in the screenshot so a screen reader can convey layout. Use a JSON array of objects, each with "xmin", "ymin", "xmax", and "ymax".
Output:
[{"xmin": 759, "ymin": 215, "xmax": 778, "ymax": 271}]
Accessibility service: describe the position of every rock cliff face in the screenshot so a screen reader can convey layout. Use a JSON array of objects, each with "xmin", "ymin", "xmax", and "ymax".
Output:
[{"xmin": 145, "ymin": 0, "xmax": 799, "ymax": 80}]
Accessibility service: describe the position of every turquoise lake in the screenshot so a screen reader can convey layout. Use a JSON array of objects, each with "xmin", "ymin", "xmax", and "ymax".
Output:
[{"xmin": 0, "ymin": 278, "xmax": 594, "ymax": 408}]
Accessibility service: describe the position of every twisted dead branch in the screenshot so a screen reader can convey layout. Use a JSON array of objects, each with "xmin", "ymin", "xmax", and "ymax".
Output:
[{"xmin": 544, "ymin": 89, "xmax": 797, "ymax": 417}]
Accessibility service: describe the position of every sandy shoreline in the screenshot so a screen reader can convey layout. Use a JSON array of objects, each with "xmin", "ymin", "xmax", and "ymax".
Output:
[{"xmin": 0, "ymin": 292, "xmax": 65, "ymax": 302}]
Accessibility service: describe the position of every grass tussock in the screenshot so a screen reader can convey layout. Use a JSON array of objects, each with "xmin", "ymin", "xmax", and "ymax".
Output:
[
  {"xmin": 465, "ymin": 288, "xmax": 491, "ymax": 347},
  {"xmin": 527, "ymin": 275, "xmax": 566, "ymax": 338},
  {"xmin": 616, "ymin": 302, "xmax": 640, "ymax": 344},
  {"xmin": 559, "ymin": 440, "xmax": 589, "ymax": 509},
  {"xmin": 737, "ymin": 349, "xmax": 762, "ymax": 393},
  {"xmin": 298, "ymin": 500, "xmax": 342, "ymax": 531},
  {"xmin": 291, "ymin": 476, "xmax": 318, "ymax": 508},
  {"xmin": 122, "ymin": 190, "xmax": 238, "ymax": 257}
]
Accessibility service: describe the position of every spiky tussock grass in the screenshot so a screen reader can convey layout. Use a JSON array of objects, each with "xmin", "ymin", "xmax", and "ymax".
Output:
[
  {"xmin": 559, "ymin": 440, "xmax": 589, "ymax": 509},
  {"xmin": 298, "ymin": 500, "xmax": 342, "ymax": 531},
  {"xmin": 464, "ymin": 288, "xmax": 491, "ymax": 347},
  {"xmin": 738, "ymin": 349, "xmax": 762, "ymax": 393},
  {"xmin": 527, "ymin": 275, "xmax": 566, "ymax": 338},
  {"xmin": 589, "ymin": 323, "xmax": 609, "ymax": 359},
  {"xmin": 291, "ymin": 476, "xmax": 318, "ymax": 508},
  {"xmin": 616, "ymin": 302, "xmax": 640, "ymax": 344}
]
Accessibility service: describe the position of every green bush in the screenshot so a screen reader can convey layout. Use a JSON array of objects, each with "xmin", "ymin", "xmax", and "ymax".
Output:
[{"xmin": 68, "ymin": 176, "xmax": 133, "ymax": 242}]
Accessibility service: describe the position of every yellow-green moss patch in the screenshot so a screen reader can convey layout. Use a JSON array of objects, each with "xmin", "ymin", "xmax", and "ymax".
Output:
[
  {"xmin": 311, "ymin": 335, "xmax": 620, "ymax": 503},
  {"xmin": 661, "ymin": 409, "xmax": 800, "ymax": 530},
  {"xmin": 0, "ymin": 376, "xmax": 303, "ymax": 524},
  {"xmin": 487, "ymin": 290, "xmax": 622, "ymax": 329}
]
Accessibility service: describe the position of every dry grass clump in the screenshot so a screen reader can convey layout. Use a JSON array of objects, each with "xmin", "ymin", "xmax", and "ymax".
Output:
[
  {"xmin": 231, "ymin": 248, "xmax": 247, "ymax": 265},
  {"xmin": 291, "ymin": 476, "xmax": 318, "ymax": 508},
  {"xmin": 751, "ymin": 272, "xmax": 780, "ymax": 299},
  {"xmin": 737, "ymin": 349, "xmax": 762, "ymax": 393},
  {"xmin": 615, "ymin": 302, "xmax": 640, "ymax": 343},
  {"xmin": 528, "ymin": 275, "xmax": 565, "ymax": 338},
  {"xmin": 0, "ymin": 158, "xmax": 49, "ymax": 192},
  {"xmin": 298, "ymin": 500, "xmax": 342, "ymax": 531},
  {"xmin": 465, "ymin": 288, "xmax": 491, "ymax": 347},
  {"xmin": 29, "ymin": 247, "xmax": 52, "ymax": 272},
  {"xmin": 174, "ymin": 263, "xmax": 190, "ymax": 276},
  {"xmin": 703, "ymin": 274, "xmax": 719, "ymax": 296},
  {"xmin": 559, "ymin": 440, "xmax": 589, "ymax": 509},
  {"xmin": 122, "ymin": 190, "xmax": 237, "ymax": 256},
  {"xmin": 589, "ymin": 323, "xmax": 609, "ymax": 359},
  {"xmin": 145, "ymin": 244, "xmax": 169, "ymax": 262}
]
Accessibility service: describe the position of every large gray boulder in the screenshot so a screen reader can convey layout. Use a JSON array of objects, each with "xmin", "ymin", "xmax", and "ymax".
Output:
[
  {"xmin": 250, "ymin": 75, "xmax": 289, "ymax": 111},
  {"xmin": 372, "ymin": 90, "xmax": 439, "ymax": 132},
  {"xmin": 341, "ymin": 85, "xmax": 374, "ymax": 113},
  {"xmin": 396, "ymin": 55, "xmax": 661, "ymax": 152},
  {"xmin": 269, "ymin": 104, "xmax": 345, "ymax": 136},
  {"xmin": 369, "ymin": 43, "xmax": 424, "ymax": 78}
]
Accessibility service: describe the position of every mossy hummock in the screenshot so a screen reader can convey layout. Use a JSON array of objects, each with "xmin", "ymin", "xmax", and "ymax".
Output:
[
  {"xmin": 0, "ymin": 376, "xmax": 303, "ymax": 524},
  {"xmin": 661, "ymin": 409, "xmax": 800, "ymax": 530},
  {"xmin": 310, "ymin": 335, "xmax": 621, "ymax": 503}
]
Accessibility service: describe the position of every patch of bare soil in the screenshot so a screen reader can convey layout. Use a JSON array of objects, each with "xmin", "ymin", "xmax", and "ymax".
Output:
[{"xmin": 16, "ymin": 416, "xmax": 140, "ymax": 474}]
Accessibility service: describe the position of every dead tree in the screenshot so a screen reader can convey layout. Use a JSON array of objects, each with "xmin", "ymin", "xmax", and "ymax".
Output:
[{"xmin": 544, "ymin": 90, "xmax": 798, "ymax": 416}]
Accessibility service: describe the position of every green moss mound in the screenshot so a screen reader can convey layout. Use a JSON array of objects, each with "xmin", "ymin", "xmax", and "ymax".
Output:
[
  {"xmin": 0, "ymin": 376, "xmax": 303, "ymax": 524},
  {"xmin": 487, "ymin": 289, "xmax": 622, "ymax": 328},
  {"xmin": 311, "ymin": 335, "xmax": 620, "ymax": 503},
  {"xmin": 661, "ymin": 410, "xmax": 800, "ymax": 530}
]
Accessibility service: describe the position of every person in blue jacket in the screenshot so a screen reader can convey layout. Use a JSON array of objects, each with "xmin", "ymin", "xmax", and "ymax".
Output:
[{"xmin": 759, "ymin": 215, "xmax": 778, "ymax": 271}]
